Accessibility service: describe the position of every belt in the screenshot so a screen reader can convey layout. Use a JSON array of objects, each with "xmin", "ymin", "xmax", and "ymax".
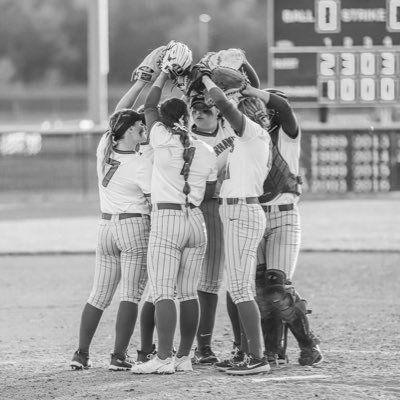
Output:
[
  {"xmin": 101, "ymin": 213, "xmax": 146, "ymax": 220},
  {"xmin": 155, "ymin": 203, "xmax": 197, "ymax": 210},
  {"xmin": 218, "ymin": 197, "xmax": 259, "ymax": 205},
  {"xmin": 261, "ymin": 204, "xmax": 294, "ymax": 212}
]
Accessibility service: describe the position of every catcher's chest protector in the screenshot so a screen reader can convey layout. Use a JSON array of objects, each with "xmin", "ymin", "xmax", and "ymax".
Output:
[{"xmin": 259, "ymin": 127, "xmax": 302, "ymax": 203}]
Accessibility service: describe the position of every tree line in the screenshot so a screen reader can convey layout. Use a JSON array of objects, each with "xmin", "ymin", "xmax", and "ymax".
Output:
[{"xmin": 0, "ymin": 0, "xmax": 268, "ymax": 87}]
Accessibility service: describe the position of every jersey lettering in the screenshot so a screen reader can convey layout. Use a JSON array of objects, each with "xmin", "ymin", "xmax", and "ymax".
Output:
[
  {"xmin": 102, "ymin": 158, "xmax": 121, "ymax": 187},
  {"xmin": 213, "ymin": 136, "xmax": 235, "ymax": 156}
]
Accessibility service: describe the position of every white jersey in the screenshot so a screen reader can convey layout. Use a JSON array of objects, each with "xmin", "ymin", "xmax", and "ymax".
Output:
[
  {"xmin": 220, "ymin": 117, "xmax": 271, "ymax": 198},
  {"xmin": 263, "ymin": 127, "xmax": 301, "ymax": 206},
  {"xmin": 96, "ymin": 134, "xmax": 153, "ymax": 214},
  {"xmin": 149, "ymin": 122, "xmax": 218, "ymax": 206},
  {"xmin": 191, "ymin": 120, "xmax": 235, "ymax": 196}
]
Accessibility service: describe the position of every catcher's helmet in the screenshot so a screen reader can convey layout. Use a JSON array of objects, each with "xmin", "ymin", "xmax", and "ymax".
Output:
[
  {"xmin": 237, "ymin": 96, "xmax": 269, "ymax": 129},
  {"xmin": 262, "ymin": 88, "xmax": 289, "ymax": 130}
]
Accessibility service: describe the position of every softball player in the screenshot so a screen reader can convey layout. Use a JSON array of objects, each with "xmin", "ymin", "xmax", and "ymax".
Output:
[
  {"xmin": 220, "ymin": 87, "xmax": 323, "ymax": 368},
  {"xmin": 250, "ymin": 87, "xmax": 323, "ymax": 367},
  {"xmin": 70, "ymin": 108, "xmax": 152, "ymax": 371},
  {"xmin": 131, "ymin": 71, "xmax": 218, "ymax": 375},
  {"xmin": 189, "ymin": 93, "xmax": 236, "ymax": 365},
  {"xmin": 201, "ymin": 74, "xmax": 272, "ymax": 375}
]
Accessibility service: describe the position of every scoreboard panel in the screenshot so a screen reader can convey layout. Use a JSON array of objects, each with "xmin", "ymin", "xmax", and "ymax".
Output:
[{"xmin": 268, "ymin": 0, "xmax": 400, "ymax": 104}]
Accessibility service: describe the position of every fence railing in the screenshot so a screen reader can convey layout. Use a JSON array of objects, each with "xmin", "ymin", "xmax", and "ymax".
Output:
[{"xmin": 1, "ymin": 126, "xmax": 399, "ymax": 196}]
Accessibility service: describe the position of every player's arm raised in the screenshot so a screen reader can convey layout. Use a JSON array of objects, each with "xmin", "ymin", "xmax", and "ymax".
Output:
[
  {"xmin": 201, "ymin": 74, "xmax": 245, "ymax": 136},
  {"xmin": 241, "ymin": 86, "xmax": 299, "ymax": 138}
]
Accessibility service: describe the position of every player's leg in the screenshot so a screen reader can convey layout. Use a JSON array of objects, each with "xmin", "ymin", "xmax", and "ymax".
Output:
[
  {"xmin": 196, "ymin": 199, "xmax": 224, "ymax": 363},
  {"xmin": 71, "ymin": 221, "xmax": 120, "ymax": 370},
  {"xmin": 176, "ymin": 208, "xmax": 207, "ymax": 370},
  {"xmin": 110, "ymin": 217, "xmax": 150, "ymax": 370},
  {"xmin": 265, "ymin": 206, "xmax": 301, "ymax": 280},
  {"xmin": 137, "ymin": 294, "xmax": 156, "ymax": 362},
  {"xmin": 255, "ymin": 228, "xmax": 287, "ymax": 366},
  {"xmin": 220, "ymin": 204, "xmax": 269, "ymax": 375},
  {"xmin": 131, "ymin": 211, "xmax": 185, "ymax": 374}
]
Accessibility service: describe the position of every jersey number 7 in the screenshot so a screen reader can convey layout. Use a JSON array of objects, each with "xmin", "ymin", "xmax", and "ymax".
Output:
[{"xmin": 102, "ymin": 158, "xmax": 121, "ymax": 187}]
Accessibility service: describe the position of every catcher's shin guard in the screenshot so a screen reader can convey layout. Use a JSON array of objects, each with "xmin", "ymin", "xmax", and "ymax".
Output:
[
  {"xmin": 279, "ymin": 285, "xmax": 316, "ymax": 349},
  {"xmin": 255, "ymin": 267, "xmax": 288, "ymax": 358}
]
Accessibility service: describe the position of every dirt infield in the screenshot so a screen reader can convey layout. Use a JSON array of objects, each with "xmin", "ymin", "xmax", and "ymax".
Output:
[{"xmin": 1, "ymin": 252, "xmax": 399, "ymax": 400}]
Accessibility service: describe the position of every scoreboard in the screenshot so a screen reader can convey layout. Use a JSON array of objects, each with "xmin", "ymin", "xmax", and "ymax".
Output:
[{"xmin": 268, "ymin": 0, "xmax": 400, "ymax": 104}]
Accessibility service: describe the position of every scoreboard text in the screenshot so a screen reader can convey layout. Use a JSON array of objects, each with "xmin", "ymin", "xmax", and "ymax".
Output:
[{"xmin": 269, "ymin": 0, "xmax": 400, "ymax": 104}]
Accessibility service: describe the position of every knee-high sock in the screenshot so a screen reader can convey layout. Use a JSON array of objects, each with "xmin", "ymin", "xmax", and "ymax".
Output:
[
  {"xmin": 155, "ymin": 299, "xmax": 176, "ymax": 359},
  {"xmin": 78, "ymin": 303, "xmax": 103, "ymax": 353},
  {"xmin": 226, "ymin": 291, "xmax": 241, "ymax": 347},
  {"xmin": 196, "ymin": 291, "xmax": 218, "ymax": 349},
  {"xmin": 236, "ymin": 300, "xmax": 263, "ymax": 358},
  {"xmin": 139, "ymin": 301, "xmax": 156, "ymax": 353},
  {"xmin": 113, "ymin": 301, "xmax": 138, "ymax": 357},
  {"xmin": 178, "ymin": 299, "xmax": 199, "ymax": 357}
]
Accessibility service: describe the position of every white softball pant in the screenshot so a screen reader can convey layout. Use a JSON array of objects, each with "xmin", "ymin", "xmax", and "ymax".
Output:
[
  {"xmin": 198, "ymin": 198, "xmax": 225, "ymax": 294},
  {"xmin": 87, "ymin": 213, "xmax": 150, "ymax": 310},
  {"xmin": 219, "ymin": 199, "xmax": 266, "ymax": 304},
  {"xmin": 256, "ymin": 204, "xmax": 301, "ymax": 280},
  {"xmin": 147, "ymin": 205, "xmax": 207, "ymax": 303}
]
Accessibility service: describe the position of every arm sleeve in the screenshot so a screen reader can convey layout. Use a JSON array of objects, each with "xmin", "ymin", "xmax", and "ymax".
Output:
[
  {"xmin": 144, "ymin": 86, "xmax": 161, "ymax": 132},
  {"xmin": 267, "ymin": 94, "xmax": 299, "ymax": 138},
  {"xmin": 209, "ymin": 87, "xmax": 245, "ymax": 136}
]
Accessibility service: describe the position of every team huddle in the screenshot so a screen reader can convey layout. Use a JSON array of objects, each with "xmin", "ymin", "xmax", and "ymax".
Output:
[{"xmin": 70, "ymin": 40, "xmax": 323, "ymax": 376}]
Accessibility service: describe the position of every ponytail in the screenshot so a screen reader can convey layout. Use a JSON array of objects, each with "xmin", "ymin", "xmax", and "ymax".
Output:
[{"xmin": 101, "ymin": 130, "xmax": 115, "ymax": 174}]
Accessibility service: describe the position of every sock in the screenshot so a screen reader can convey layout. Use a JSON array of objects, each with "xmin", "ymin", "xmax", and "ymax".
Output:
[
  {"xmin": 178, "ymin": 299, "xmax": 199, "ymax": 357},
  {"xmin": 113, "ymin": 301, "xmax": 138, "ymax": 357},
  {"xmin": 236, "ymin": 300, "xmax": 264, "ymax": 359},
  {"xmin": 78, "ymin": 303, "xmax": 103, "ymax": 353},
  {"xmin": 226, "ymin": 291, "xmax": 241, "ymax": 347},
  {"xmin": 196, "ymin": 291, "xmax": 218, "ymax": 349},
  {"xmin": 139, "ymin": 301, "xmax": 156, "ymax": 353},
  {"xmin": 155, "ymin": 299, "xmax": 176, "ymax": 359}
]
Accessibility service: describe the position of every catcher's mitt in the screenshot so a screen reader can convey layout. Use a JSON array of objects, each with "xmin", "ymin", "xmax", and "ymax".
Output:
[
  {"xmin": 211, "ymin": 66, "xmax": 247, "ymax": 92},
  {"xmin": 131, "ymin": 45, "xmax": 166, "ymax": 83},
  {"xmin": 161, "ymin": 40, "xmax": 192, "ymax": 79}
]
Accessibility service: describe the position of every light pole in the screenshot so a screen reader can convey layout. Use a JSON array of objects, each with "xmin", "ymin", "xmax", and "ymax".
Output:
[
  {"xmin": 87, "ymin": 0, "xmax": 109, "ymax": 127},
  {"xmin": 198, "ymin": 14, "xmax": 211, "ymax": 58}
]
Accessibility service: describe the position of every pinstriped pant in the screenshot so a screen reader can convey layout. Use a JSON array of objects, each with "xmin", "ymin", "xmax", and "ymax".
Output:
[
  {"xmin": 147, "ymin": 207, "xmax": 207, "ymax": 303},
  {"xmin": 219, "ymin": 204, "xmax": 266, "ymax": 304},
  {"xmin": 87, "ymin": 216, "xmax": 150, "ymax": 310},
  {"xmin": 256, "ymin": 205, "xmax": 301, "ymax": 280},
  {"xmin": 198, "ymin": 199, "xmax": 225, "ymax": 294}
]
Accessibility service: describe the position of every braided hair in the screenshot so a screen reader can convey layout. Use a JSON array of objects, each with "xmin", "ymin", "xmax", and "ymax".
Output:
[{"xmin": 160, "ymin": 98, "xmax": 194, "ymax": 207}]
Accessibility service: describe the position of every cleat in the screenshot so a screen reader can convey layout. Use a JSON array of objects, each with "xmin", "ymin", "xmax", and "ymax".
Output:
[
  {"xmin": 192, "ymin": 345, "xmax": 220, "ymax": 365},
  {"xmin": 264, "ymin": 351, "xmax": 289, "ymax": 368},
  {"xmin": 108, "ymin": 353, "xmax": 133, "ymax": 371},
  {"xmin": 136, "ymin": 344, "xmax": 157, "ymax": 363},
  {"xmin": 215, "ymin": 347, "xmax": 244, "ymax": 371},
  {"xmin": 299, "ymin": 341, "xmax": 323, "ymax": 366},
  {"xmin": 174, "ymin": 355, "xmax": 193, "ymax": 372},
  {"xmin": 225, "ymin": 353, "xmax": 271, "ymax": 376},
  {"xmin": 131, "ymin": 355, "xmax": 175, "ymax": 374},
  {"xmin": 70, "ymin": 350, "xmax": 92, "ymax": 370}
]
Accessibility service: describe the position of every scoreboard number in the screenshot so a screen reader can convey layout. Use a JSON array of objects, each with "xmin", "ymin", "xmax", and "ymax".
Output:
[
  {"xmin": 387, "ymin": 0, "xmax": 400, "ymax": 31},
  {"xmin": 319, "ymin": 53, "xmax": 336, "ymax": 75},
  {"xmin": 315, "ymin": 0, "xmax": 341, "ymax": 33},
  {"xmin": 359, "ymin": 53, "xmax": 375, "ymax": 75},
  {"xmin": 340, "ymin": 53, "xmax": 356, "ymax": 76}
]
